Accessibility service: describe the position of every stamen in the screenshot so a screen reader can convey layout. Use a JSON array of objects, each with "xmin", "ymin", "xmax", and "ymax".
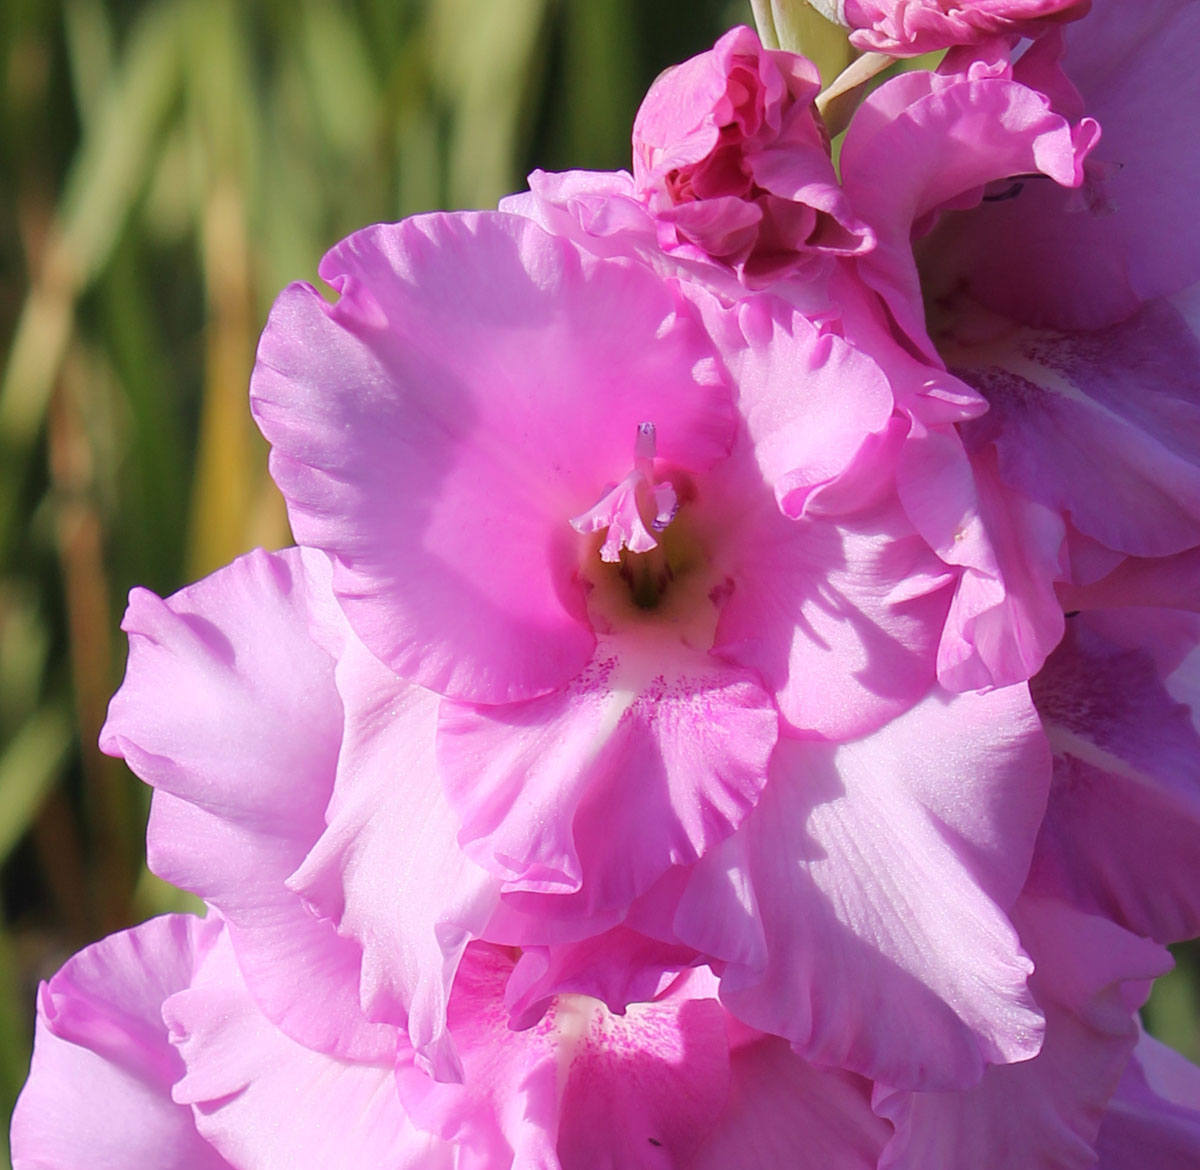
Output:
[{"xmin": 570, "ymin": 422, "xmax": 677, "ymax": 562}]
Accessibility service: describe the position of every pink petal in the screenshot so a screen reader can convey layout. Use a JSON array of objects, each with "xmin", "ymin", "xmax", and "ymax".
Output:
[
  {"xmin": 395, "ymin": 945, "xmax": 731, "ymax": 1170},
  {"xmin": 676, "ymin": 683, "xmax": 1049, "ymax": 1090},
  {"xmin": 929, "ymin": 1, "xmax": 1200, "ymax": 330},
  {"xmin": 826, "ymin": 261, "xmax": 991, "ymax": 430},
  {"xmin": 11, "ymin": 915, "xmax": 230, "ymax": 1170},
  {"xmin": 713, "ymin": 478, "xmax": 954, "ymax": 741},
  {"xmin": 952, "ymin": 299, "xmax": 1200, "ymax": 558},
  {"xmin": 100, "ymin": 547, "xmax": 343, "ymax": 828},
  {"xmin": 286, "ymin": 636, "xmax": 499, "ymax": 1081},
  {"xmin": 147, "ymin": 793, "xmax": 393, "ymax": 1062},
  {"xmin": 692, "ymin": 1037, "xmax": 889, "ymax": 1170},
  {"xmin": 841, "ymin": 66, "xmax": 1096, "ymax": 361},
  {"xmin": 166, "ymin": 929, "xmax": 448, "ymax": 1170},
  {"xmin": 1097, "ymin": 1033, "xmax": 1200, "ymax": 1170},
  {"xmin": 437, "ymin": 634, "xmax": 777, "ymax": 913},
  {"xmin": 728, "ymin": 294, "xmax": 895, "ymax": 518},
  {"xmin": 251, "ymin": 211, "xmax": 733, "ymax": 705},
  {"xmin": 1026, "ymin": 611, "xmax": 1200, "ymax": 943},
  {"xmin": 901, "ymin": 430, "xmax": 1067, "ymax": 691},
  {"xmin": 101, "ymin": 547, "xmax": 392, "ymax": 1062},
  {"xmin": 875, "ymin": 896, "xmax": 1170, "ymax": 1170}
]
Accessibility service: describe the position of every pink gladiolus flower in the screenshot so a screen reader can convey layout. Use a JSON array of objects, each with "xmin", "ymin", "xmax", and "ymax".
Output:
[
  {"xmin": 810, "ymin": 0, "xmax": 1090, "ymax": 56},
  {"xmin": 16, "ymin": 15, "xmax": 1200, "ymax": 1169},
  {"xmin": 90, "ymin": 17, "xmax": 1093, "ymax": 1108},
  {"xmin": 100, "ymin": 359, "xmax": 1014, "ymax": 1094},
  {"xmin": 247, "ymin": 210, "xmax": 960, "ymax": 933}
]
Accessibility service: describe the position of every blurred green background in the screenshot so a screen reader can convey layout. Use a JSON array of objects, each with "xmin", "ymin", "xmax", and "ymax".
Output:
[{"xmin": 0, "ymin": 1, "xmax": 1196, "ymax": 1162}]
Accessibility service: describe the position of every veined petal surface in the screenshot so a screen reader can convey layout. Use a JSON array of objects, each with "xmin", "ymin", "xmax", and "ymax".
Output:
[{"xmin": 676, "ymin": 683, "xmax": 1050, "ymax": 1090}]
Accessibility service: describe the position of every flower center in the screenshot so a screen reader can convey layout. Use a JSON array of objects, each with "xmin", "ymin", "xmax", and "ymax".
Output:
[{"xmin": 571, "ymin": 424, "xmax": 716, "ymax": 633}]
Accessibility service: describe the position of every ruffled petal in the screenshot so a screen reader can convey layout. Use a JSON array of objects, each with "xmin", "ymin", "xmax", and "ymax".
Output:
[
  {"xmin": 728, "ymin": 294, "xmax": 895, "ymax": 519},
  {"xmin": 875, "ymin": 897, "xmax": 1170, "ymax": 1170},
  {"xmin": 101, "ymin": 546, "xmax": 342, "ymax": 829},
  {"xmin": 928, "ymin": 1, "xmax": 1200, "ymax": 329},
  {"xmin": 11, "ymin": 915, "xmax": 229, "ymax": 1170},
  {"xmin": 841, "ymin": 65, "xmax": 1096, "ymax": 361},
  {"xmin": 101, "ymin": 547, "xmax": 392, "ymax": 1061},
  {"xmin": 437, "ymin": 633, "xmax": 777, "ymax": 913},
  {"xmin": 166, "ymin": 929, "xmax": 447, "ymax": 1170},
  {"xmin": 676, "ymin": 683, "xmax": 1049, "ymax": 1090},
  {"xmin": 925, "ymin": 442, "xmax": 1067, "ymax": 691},
  {"xmin": 286, "ymin": 636, "xmax": 499, "ymax": 1081}
]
